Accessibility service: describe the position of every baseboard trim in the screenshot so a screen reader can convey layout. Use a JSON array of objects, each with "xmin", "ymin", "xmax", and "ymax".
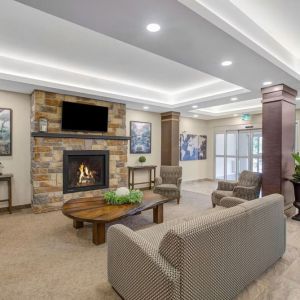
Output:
[{"xmin": 0, "ymin": 203, "xmax": 31, "ymax": 213}]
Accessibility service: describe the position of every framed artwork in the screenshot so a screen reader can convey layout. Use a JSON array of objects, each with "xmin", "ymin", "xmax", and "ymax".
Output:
[
  {"xmin": 180, "ymin": 133, "xmax": 207, "ymax": 161},
  {"xmin": 130, "ymin": 121, "xmax": 151, "ymax": 154},
  {"xmin": 0, "ymin": 108, "xmax": 12, "ymax": 156},
  {"xmin": 199, "ymin": 135, "xmax": 207, "ymax": 160}
]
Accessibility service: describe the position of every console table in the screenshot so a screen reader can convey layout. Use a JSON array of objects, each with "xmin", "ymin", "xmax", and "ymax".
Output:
[
  {"xmin": 0, "ymin": 174, "xmax": 13, "ymax": 214},
  {"xmin": 127, "ymin": 165, "xmax": 157, "ymax": 190}
]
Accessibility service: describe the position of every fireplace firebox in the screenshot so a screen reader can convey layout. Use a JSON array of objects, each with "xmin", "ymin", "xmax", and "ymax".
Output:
[{"xmin": 63, "ymin": 150, "xmax": 109, "ymax": 194}]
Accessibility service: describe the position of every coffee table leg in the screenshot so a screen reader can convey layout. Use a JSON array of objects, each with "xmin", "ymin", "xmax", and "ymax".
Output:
[
  {"xmin": 73, "ymin": 220, "xmax": 84, "ymax": 229},
  {"xmin": 153, "ymin": 204, "xmax": 163, "ymax": 224},
  {"xmin": 93, "ymin": 223, "xmax": 105, "ymax": 245}
]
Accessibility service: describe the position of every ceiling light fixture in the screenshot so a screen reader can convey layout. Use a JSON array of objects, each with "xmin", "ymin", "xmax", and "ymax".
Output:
[
  {"xmin": 143, "ymin": 106, "xmax": 149, "ymax": 110},
  {"xmin": 146, "ymin": 23, "xmax": 161, "ymax": 32},
  {"xmin": 192, "ymin": 105, "xmax": 198, "ymax": 108},
  {"xmin": 230, "ymin": 97, "xmax": 238, "ymax": 101},
  {"xmin": 221, "ymin": 60, "xmax": 232, "ymax": 66},
  {"xmin": 233, "ymin": 114, "xmax": 238, "ymax": 117},
  {"xmin": 263, "ymin": 81, "xmax": 272, "ymax": 86},
  {"xmin": 193, "ymin": 114, "xmax": 199, "ymax": 118}
]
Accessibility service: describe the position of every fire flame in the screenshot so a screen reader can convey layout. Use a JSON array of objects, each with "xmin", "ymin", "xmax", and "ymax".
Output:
[{"xmin": 78, "ymin": 163, "xmax": 94, "ymax": 184}]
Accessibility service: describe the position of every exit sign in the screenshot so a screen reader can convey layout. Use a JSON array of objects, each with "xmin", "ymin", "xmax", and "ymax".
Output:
[{"xmin": 241, "ymin": 113, "xmax": 251, "ymax": 121}]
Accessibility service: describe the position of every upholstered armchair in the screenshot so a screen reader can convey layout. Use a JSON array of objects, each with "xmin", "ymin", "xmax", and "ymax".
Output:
[
  {"xmin": 153, "ymin": 166, "xmax": 182, "ymax": 204},
  {"xmin": 212, "ymin": 170, "xmax": 262, "ymax": 207}
]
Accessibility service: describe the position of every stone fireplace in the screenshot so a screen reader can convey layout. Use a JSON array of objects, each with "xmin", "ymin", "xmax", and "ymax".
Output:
[
  {"xmin": 63, "ymin": 150, "xmax": 109, "ymax": 194},
  {"xmin": 31, "ymin": 91, "xmax": 128, "ymax": 213}
]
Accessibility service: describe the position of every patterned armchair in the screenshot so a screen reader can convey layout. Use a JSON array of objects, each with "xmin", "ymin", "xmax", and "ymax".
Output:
[
  {"xmin": 212, "ymin": 170, "xmax": 262, "ymax": 207},
  {"xmin": 153, "ymin": 166, "xmax": 182, "ymax": 204}
]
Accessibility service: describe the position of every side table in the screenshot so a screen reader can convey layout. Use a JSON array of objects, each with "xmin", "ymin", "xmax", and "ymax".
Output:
[
  {"xmin": 0, "ymin": 174, "xmax": 13, "ymax": 214},
  {"xmin": 127, "ymin": 165, "xmax": 157, "ymax": 190}
]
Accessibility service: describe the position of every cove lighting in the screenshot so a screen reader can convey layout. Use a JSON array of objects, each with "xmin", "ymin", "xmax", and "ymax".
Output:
[
  {"xmin": 146, "ymin": 23, "xmax": 161, "ymax": 32},
  {"xmin": 221, "ymin": 60, "xmax": 232, "ymax": 66},
  {"xmin": 263, "ymin": 81, "xmax": 272, "ymax": 86}
]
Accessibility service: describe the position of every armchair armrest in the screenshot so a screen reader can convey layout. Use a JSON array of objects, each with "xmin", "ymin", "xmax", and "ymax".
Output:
[
  {"xmin": 220, "ymin": 197, "xmax": 248, "ymax": 208},
  {"xmin": 233, "ymin": 186, "xmax": 258, "ymax": 200},
  {"xmin": 154, "ymin": 176, "xmax": 163, "ymax": 186},
  {"xmin": 107, "ymin": 224, "xmax": 179, "ymax": 300},
  {"xmin": 217, "ymin": 180, "xmax": 238, "ymax": 191},
  {"xmin": 177, "ymin": 177, "xmax": 182, "ymax": 189}
]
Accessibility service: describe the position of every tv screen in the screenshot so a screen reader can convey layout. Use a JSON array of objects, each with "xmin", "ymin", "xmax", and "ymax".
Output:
[{"xmin": 61, "ymin": 101, "xmax": 108, "ymax": 132}]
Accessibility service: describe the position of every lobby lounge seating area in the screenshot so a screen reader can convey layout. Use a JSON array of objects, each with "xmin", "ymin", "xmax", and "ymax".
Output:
[{"xmin": 1, "ymin": 1, "xmax": 300, "ymax": 299}]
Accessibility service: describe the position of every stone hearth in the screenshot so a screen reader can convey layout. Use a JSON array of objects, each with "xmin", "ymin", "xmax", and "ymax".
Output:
[{"xmin": 31, "ymin": 91, "xmax": 128, "ymax": 213}]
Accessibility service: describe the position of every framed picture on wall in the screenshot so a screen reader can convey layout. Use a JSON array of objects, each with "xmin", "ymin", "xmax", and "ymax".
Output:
[
  {"xmin": 0, "ymin": 108, "xmax": 12, "ymax": 156},
  {"xmin": 199, "ymin": 135, "xmax": 207, "ymax": 160},
  {"xmin": 130, "ymin": 121, "xmax": 151, "ymax": 154},
  {"xmin": 180, "ymin": 133, "xmax": 207, "ymax": 161}
]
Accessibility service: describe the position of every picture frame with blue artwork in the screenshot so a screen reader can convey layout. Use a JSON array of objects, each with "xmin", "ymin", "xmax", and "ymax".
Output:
[
  {"xmin": 0, "ymin": 108, "xmax": 12, "ymax": 156},
  {"xmin": 180, "ymin": 133, "xmax": 207, "ymax": 161},
  {"xmin": 130, "ymin": 121, "xmax": 151, "ymax": 154}
]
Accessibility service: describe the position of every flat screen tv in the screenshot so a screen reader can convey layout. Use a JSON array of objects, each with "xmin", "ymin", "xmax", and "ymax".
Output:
[{"xmin": 61, "ymin": 101, "xmax": 108, "ymax": 132}]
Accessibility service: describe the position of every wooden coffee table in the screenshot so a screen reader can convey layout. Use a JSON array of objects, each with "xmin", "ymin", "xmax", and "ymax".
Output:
[{"xmin": 62, "ymin": 191, "xmax": 169, "ymax": 245}]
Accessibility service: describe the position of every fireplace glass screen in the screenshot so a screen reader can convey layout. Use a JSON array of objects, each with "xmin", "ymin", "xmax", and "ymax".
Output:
[{"xmin": 63, "ymin": 150, "xmax": 109, "ymax": 194}]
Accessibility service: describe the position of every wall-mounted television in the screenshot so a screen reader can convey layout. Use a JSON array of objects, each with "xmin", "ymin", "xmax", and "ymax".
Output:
[{"xmin": 61, "ymin": 101, "xmax": 108, "ymax": 132}]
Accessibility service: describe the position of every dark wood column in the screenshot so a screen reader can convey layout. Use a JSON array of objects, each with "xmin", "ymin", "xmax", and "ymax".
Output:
[
  {"xmin": 161, "ymin": 112, "xmax": 180, "ymax": 166},
  {"xmin": 261, "ymin": 84, "xmax": 297, "ymax": 214}
]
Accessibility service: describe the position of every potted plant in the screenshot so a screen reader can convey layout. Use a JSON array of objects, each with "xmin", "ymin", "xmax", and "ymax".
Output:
[
  {"xmin": 291, "ymin": 153, "xmax": 300, "ymax": 220},
  {"xmin": 138, "ymin": 155, "xmax": 146, "ymax": 166}
]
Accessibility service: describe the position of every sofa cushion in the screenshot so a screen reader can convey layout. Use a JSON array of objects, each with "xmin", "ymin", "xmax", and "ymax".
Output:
[
  {"xmin": 158, "ymin": 206, "xmax": 245, "ymax": 268},
  {"xmin": 137, "ymin": 206, "xmax": 225, "ymax": 249},
  {"xmin": 155, "ymin": 184, "xmax": 178, "ymax": 191}
]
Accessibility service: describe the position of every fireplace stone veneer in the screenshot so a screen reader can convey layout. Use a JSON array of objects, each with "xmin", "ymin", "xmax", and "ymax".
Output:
[{"xmin": 31, "ymin": 91, "xmax": 128, "ymax": 213}]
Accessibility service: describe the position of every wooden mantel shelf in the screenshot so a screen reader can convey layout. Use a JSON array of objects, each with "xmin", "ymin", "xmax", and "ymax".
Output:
[{"xmin": 31, "ymin": 132, "xmax": 131, "ymax": 141}]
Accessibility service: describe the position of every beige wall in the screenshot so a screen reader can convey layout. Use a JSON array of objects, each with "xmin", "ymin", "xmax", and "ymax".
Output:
[
  {"xmin": 126, "ymin": 109, "xmax": 161, "ymax": 187},
  {"xmin": 0, "ymin": 91, "xmax": 31, "ymax": 208},
  {"xmin": 179, "ymin": 117, "xmax": 209, "ymax": 181}
]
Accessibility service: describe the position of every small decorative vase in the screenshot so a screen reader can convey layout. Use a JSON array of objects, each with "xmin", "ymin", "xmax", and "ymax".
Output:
[{"xmin": 291, "ymin": 180, "xmax": 300, "ymax": 221}]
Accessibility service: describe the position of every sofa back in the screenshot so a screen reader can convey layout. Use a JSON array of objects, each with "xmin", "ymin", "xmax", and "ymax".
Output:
[{"xmin": 158, "ymin": 194, "xmax": 285, "ymax": 300}]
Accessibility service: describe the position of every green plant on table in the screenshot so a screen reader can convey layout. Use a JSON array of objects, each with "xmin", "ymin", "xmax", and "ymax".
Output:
[
  {"xmin": 138, "ymin": 156, "xmax": 146, "ymax": 164},
  {"xmin": 292, "ymin": 152, "xmax": 300, "ymax": 182},
  {"xmin": 104, "ymin": 188, "xmax": 143, "ymax": 205}
]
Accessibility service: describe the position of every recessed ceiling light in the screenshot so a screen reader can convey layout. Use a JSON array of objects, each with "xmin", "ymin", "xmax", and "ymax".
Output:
[
  {"xmin": 143, "ymin": 106, "xmax": 149, "ymax": 110},
  {"xmin": 193, "ymin": 114, "xmax": 199, "ymax": 118},
  {"xmin": 263, "ymin": 81, "xmax": 272, "ymax": 86},
  {"xmin": 192, "ymin": 105, "xmax": 198, "ymax": 108},
  {"xmin": 231, "ymin": 97, "xmax": 238, "ymax": 101},
  {"xmin": 221, "ymin": 60, "xmax": 232, "ymax": 66},
  {"xmin": 146, "ymin": 23, "xmax": 161, "ymax": 32}
]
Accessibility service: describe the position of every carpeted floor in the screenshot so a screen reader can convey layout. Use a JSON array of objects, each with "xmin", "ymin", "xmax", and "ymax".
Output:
[{"xmin": 1, "ymin": 186, "xmax": 300, "ymax": 299}]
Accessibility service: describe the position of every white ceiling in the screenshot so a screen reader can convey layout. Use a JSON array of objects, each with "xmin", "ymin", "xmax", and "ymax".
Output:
[
  {"xmin": 0, "ymin": 0, "xmax": 299, "ymax": 119},
  {"xmin": 231, "ymin": 0, "xmax": 300, "ymax": 59}
]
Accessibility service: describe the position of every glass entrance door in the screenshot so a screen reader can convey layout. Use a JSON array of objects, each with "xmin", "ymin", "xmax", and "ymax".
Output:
[
  {"xmin": 251, "ymin": 130, "xmax": 262, "ymax": 173},
  {"xmin": 215, "ymin": 129, "xmax": 262, "ymax": 181}
]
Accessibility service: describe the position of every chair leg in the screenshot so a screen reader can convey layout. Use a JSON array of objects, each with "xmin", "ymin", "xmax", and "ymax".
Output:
[
  {"xmin": 177, "ymin": 197, "xmax": 180, "ymax": 204},
  {"xmin": 212, "ymin": 203, "xmax": 216, "ymax": 208}
]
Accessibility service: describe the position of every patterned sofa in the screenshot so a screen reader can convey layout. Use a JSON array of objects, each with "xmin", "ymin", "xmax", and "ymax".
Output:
[{"xmin": 107, "ymin": 194, "xmax": 286, "ymax": 300}]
